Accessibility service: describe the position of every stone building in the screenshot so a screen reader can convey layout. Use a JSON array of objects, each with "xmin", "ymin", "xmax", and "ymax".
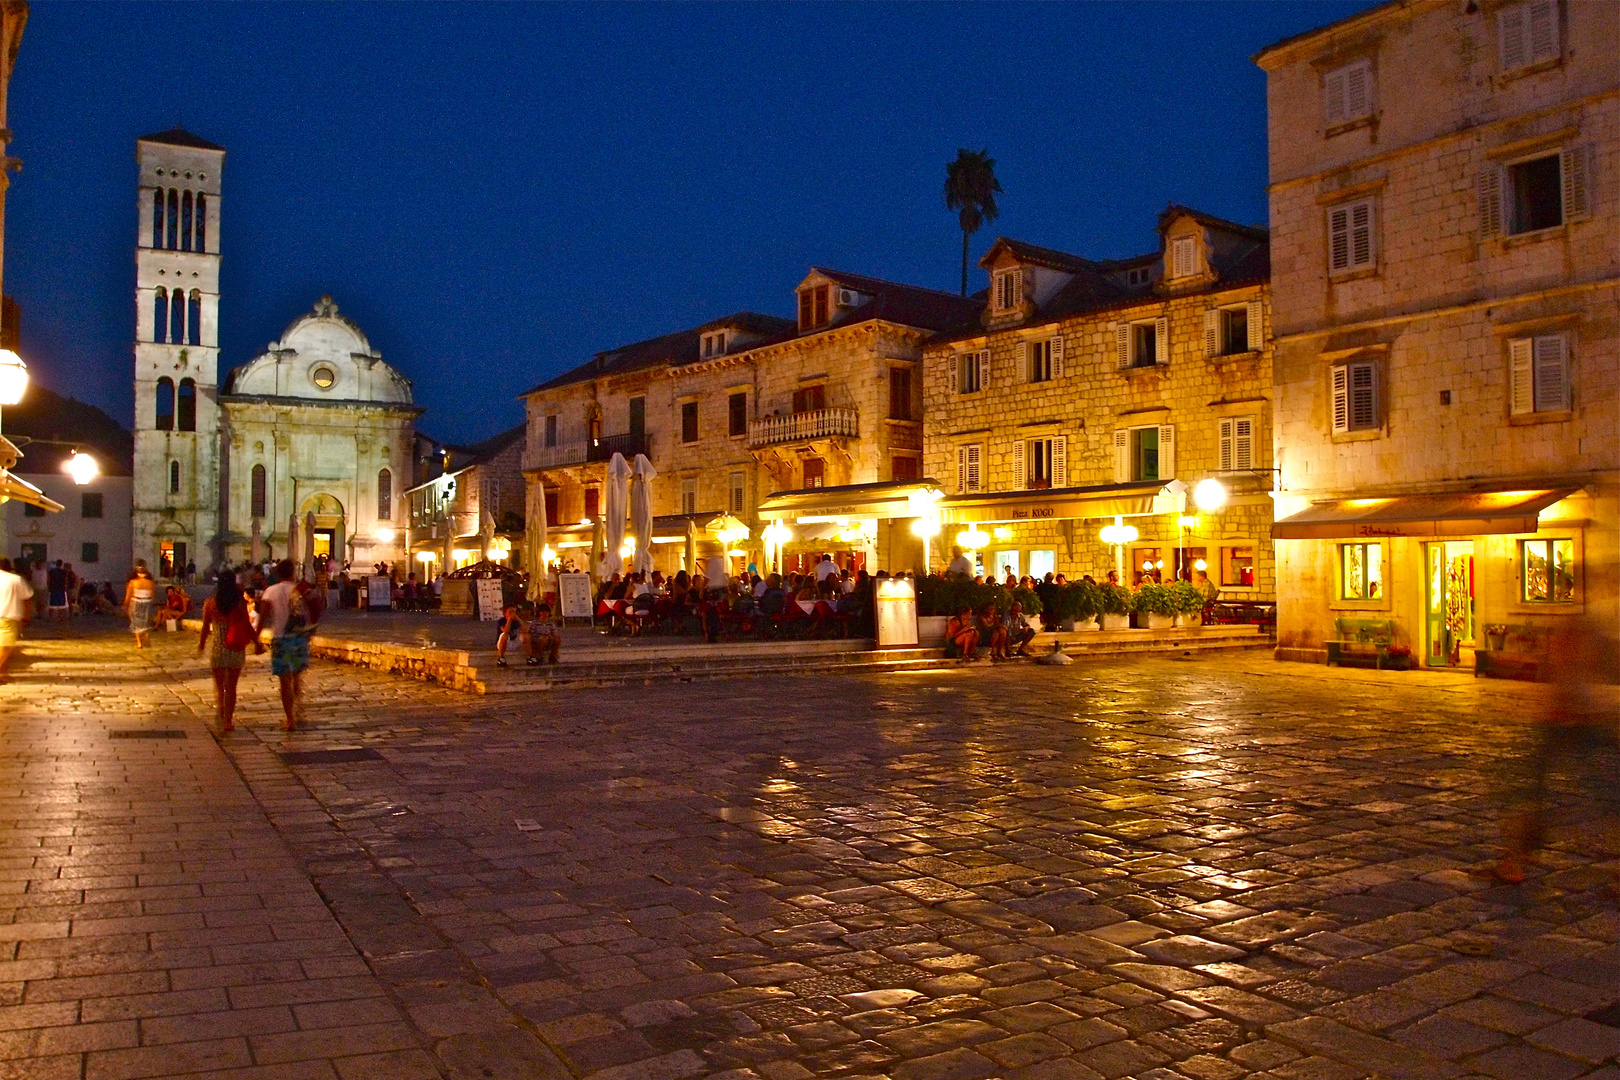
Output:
[
  {"xmin": 403, "ymin": 423, "xmax": 525, "ymax": 575},
  {"xmin": 921, "ymin": 208, "xmax": 1275, "ymax": 594},
  {"xmin": 521, "ymin": 271, "xmax": 978, "ymax": 577},
  {"xmin": 1257, "ymin": 0, "xmax": 1617, "ymax": 666},
  {"xmin": 128, "ymin": 130, "xmax": 419, "ymax": 576},
  {"xmin": 219, "ymin": 296, "xmax": 419, "ymax": 570}
]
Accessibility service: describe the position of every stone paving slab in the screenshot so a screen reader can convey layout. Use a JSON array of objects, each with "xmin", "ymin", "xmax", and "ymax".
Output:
[{"xmin": 1, "ymin": 622, "xmax": 1616, "ymax": 1080}]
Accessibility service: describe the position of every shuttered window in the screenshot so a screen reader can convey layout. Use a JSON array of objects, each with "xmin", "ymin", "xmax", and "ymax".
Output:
[
  {"xmin": 1509, "ymin": 334, "xmax": 1570, "ymax": 415},
  {"xmin": 1483, "ymin": 146, "xmax": 1592, "ymax": 238},
  {"xmin": 1331, "ymin": 362, "xmax": 1380, "ymax": 434},
  {"xmin": 1117, "ymin": 319, "xmax": 1168, "ymax": 368},
  {"xmin": 1114, "ymin": 426, "xmax": 1174, "ymax": 482},
  {"xmin": 994, "ymin": 270, "xmax": 1021, "ymax": 311},
  {"xmin": 955, "ymin": 444, "xmax": 982, "ymax": 493},
  {"xmin": 1328, "ymin": 199, "xmax": 1375, "ymax": 273},
  {"xmin": 1027, "ymin": 339, "xmax": 1061, "ymax": 382},
  {"xmin": 1499, "ymin": 0, "xmax": 1559, "ymax": 72},
  {"xmin": 952, "ymin": 350, "xmax": 988, "ymax": 394},
  {"xmin": 1323, "ymin": 59, "xmax": 1373, "ymax": 127},
  {"xmin": 1018, "ymin": 435, "xmax": 1067, "ymax": 490},
  {"xmin": 1218, "ymin": 416, "xmax": 1255, "ymax": 473},
  {"xmin": 1170, "ymin": 236, "xmax": 1196, "ymax": 279}
]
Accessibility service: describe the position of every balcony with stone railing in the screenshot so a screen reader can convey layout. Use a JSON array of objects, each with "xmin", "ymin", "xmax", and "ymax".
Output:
[
  {"xmin": 524, "ymin": 441, "xmax": 590, "ymax": 471},
  {"xmin": 747, "ymin": 407, "xmax": 859, "ymax": 449},
  {"xmin": 523, "ymin": 431, "xmax": 652, "ymax": 471}
]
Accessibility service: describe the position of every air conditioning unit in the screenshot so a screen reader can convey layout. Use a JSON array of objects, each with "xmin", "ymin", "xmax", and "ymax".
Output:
[{"xmin": 836, "ymin": 288, "xmax": 861, "ymax": 307}]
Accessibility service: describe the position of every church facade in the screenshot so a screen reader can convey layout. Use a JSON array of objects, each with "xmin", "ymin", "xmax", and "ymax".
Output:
[{"xmin": 130, "ymin": 129, "xmax": 416, "ymax": 575}]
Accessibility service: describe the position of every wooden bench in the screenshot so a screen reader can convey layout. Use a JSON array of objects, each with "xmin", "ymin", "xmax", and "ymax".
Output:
[
  {"xmin": 1475, "ymin": 624, "xmax": 1545, "ymax": 681},
  {"xmin": 1326, "ymin": 617, "xmax": 1396, "ymax": 669}
]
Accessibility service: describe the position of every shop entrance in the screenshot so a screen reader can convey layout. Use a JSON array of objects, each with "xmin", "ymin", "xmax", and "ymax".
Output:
[{"xmin": 1423, "ymin": 540, "xmax": 1475, "ymax": 667}]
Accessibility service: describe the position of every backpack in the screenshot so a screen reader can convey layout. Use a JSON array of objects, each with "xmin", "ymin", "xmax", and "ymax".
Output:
[
  {"xmin": 222, "ymin": 603, "xmax": 256, "ymax": 651},
  {"xmin": 285, "ymin": 585, "xmax": 309, "ymax": 633}
]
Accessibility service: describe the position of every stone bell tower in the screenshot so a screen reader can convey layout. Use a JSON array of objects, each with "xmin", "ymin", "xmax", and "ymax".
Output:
[{"xmin": 132, "ymin": 129, "xmax": 224, "ymax": 577}]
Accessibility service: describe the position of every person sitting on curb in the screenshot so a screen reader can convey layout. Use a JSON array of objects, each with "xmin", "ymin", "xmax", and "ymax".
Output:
[
  {"xmin": 494, "ymin": 605, "xmax": 525, "ymax": 667},
  {"xmin": 977, "ymin": 602, "xmax": 1009, "ymax": 660},
  {"xmin": 945, "ymin": 605, "xmax": 979, "ymax": 660},
  {"xmin": 526, "ymin": 603, "xmax": 562, "ymax": 665},
  {"xmin": 1003, "ymin": 600, "xmax": 1037, "ymax": 657}
]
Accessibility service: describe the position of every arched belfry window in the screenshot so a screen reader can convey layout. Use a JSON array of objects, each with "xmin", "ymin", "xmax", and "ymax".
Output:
[
  {"xmin": 177, "ymin": 378, "xmax": 196, "ymax": 432},
  {"xmin": 194, "ymin": 194, "xmax": 207, "ymax": 252},
  {"xmin": 153, "ymin": 287, "xmax": 167, "ymax": 343},
  {"xmin": 187, "ymin": 290, "xmax": 202, "ymax": 345},
  {"xmin": 152, "ymin": 188, "xmax": 165, "ymax": 248},
  {"xmin": 155, "ymin": 377, "xmax": 174, "ymax": 431},
  {"xmin": 169, "ymin": 460, "xmax": 181, "ymax": 494},
  {"xmin": 170, "ymin": 289, "xmax": 185, "ymax": 344},
  {"xmin": 250, "ymin": 464, "xmax": 267, "ymax": 519},
  {"xmin": 180, "ymin": 191, "xmax": 193, "ymax": 252},
  {"xmin": 166, "ymin": 189, "xmax": 179, "ymax": 250},
  {"xmin": 377, "ymin": 469, "xmax": 392, "ymax": 520}
]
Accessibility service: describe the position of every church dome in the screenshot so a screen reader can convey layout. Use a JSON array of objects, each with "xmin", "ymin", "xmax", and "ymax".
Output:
[{"xmin": 225, "ymin": 296, "xmax": 414, "ymax": 405}]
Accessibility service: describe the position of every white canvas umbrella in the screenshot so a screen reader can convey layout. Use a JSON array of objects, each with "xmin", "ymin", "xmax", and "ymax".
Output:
[
  {"xmin": 287, "ymin": 513, "xmax": 300, "ymax": 569},
  {"xmin": 684, "ymin": 517, "xmax": 698, "ymax": 575},
  {"xmin": 526, "ymin": 479, "xmax": 547, "ymax": 599},
  {"xmin": 588, "ymin": 517, "xmax": 604, "ymax": 584},
  {"xmin": 304, "ymin": 512, "xmax": 317, "ymax": 581},
  {"xmin": 600, "ymin": 452, "xmax": 630, "ymax": 580},
  {"xmin": 481, "ymin": 509, "xmax": 496, "ymax": 564},
  {"xmin": 250, "ymin": 519, "xmax": 263, "ymax": 565},
  {"xmin": 630, "ymin": 453, "xmax": 656, "ymax": 576}
]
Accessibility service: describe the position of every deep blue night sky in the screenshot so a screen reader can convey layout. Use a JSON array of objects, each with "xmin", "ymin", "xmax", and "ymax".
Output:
[{"xmin": 7, "ymin": 1, "xmax": 1371, "ymax": 444}]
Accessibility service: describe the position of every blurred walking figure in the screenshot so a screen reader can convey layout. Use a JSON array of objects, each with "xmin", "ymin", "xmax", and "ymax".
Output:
[
  {"xmin": 197, "ymin": 572, "xmax": 260, "ymax": 733},
  {"xmin": 0, "ymin": 557, "xmax": 34, "ymax": 684},
  {"xmin": 123, "ymin": 561, "xmax": 157, "ymax": 649},
  {"xmin": 1494, "ymin": 614, "xmax": 1619, "ymax": 885}
]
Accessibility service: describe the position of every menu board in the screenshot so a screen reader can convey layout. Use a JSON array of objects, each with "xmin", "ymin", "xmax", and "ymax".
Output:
[
  {"xmin": 366, "ymin": 575, "xmax": 392, "ymax": 609},
  {"xmin": 557, "ymin": 572, "xmax": 593, "ymax": 620},
  {"xmin": 475, "ymin": 578, "xmax": 504, "ymax": 621}
]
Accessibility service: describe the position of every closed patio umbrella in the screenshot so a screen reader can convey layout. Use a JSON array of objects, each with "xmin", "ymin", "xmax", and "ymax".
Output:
[
  {"xmin": 304, "ymin": 512, "xmax": 317, "ymax": 581},
  {"xmin": 481, "ymin": 509, "xmax": 496, "ymax": 564},
  {"xmin": 287, "ymin": 514, "xmax": 300, "ymax": 569},
  {"xmin": 684, "ymin": 517, "xmax": 697, "ymax": 575},
  {"xmin": 630, "ymin": 453, "xmax": 656, "ymax": 576},
  {"xmin": 588, "ymin": 517, "xmax": 604, "ymax": 585},
  {"xmin": 600, "ymin": 452, "xmax": 630, "ymax": 581},
  {"xmin": 526, "ymin": 478, "xmax": 547, "ymax": 599}
]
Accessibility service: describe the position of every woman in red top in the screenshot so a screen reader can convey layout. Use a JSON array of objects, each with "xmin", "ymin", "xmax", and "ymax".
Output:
[{"xmin": 197, "ymin": 573, "xmax": 259, "ymax": 733}]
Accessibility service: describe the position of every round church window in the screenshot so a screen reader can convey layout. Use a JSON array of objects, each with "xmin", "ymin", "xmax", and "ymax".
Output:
[{"xmin": 312, "ymin": 367, "xmax": 336, "ymax": 389}]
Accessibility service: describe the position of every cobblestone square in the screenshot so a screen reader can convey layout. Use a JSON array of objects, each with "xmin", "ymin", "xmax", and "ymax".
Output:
[{"xmin": 0, "ymin": 625, "xmax": 1614, "ymax": 1079}]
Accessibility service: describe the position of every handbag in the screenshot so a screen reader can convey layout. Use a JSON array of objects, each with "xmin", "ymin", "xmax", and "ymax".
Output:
[{"xmin": 222, "ymin": 604, "xmax": 256, "ymax": 651}]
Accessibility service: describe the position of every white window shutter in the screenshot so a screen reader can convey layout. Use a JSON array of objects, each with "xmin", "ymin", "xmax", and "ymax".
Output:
[
  {"xmin": 1115, "ymin": 322, "xmax": 1131, "ymax": 370},
  {"xmin": 978, "ymin": 349, "xmax": 990, "ymax": 391},
  {"xmin": 1528, "ymin": 0, "xmax": 1558, "ymax": 63},
  {"xmin": 1350, "ymin": 201, "xmax": 1373, "ymax": 268},
  {"xmin": 956, "ymin": 446, "xmax": 967, "ymax": 491},
  {"xmin": 1012, "ymin": 439, "xmax": 1025, "ymax": 491},
  {"xmin": 1051, "ymin": 436, "xmax": 1066, "ymax": 488},
  {"xmin": 1218, "ymin": 418, "xmax": 1234, "ymax": 473},
  {"xmin": 1534, "ymin": 335, "xmax": 1569, "ymax": 411},
  {"xmin": 1324, "ymin": 68, "xmax": 1347, "ymax": 126},
  {"xmin": 1246, "ymin": 300, "xmax": 1264, "ymax": 351},
  {"xmin": 1331, "ymin": 365, "xmax": 1351, "ymax": 434},
  {"xmin": 949, "ymin": 356, "xmax": 959, "ymax": 395},
  {"xmin": 1344, "ymin": 61, "xmax": 1371, "ymax": 119},
  {"xmin": 1562, "ymin": 145, "xmax": 1590, "ymax": 222},
  {"xmin": 1154, "ymin": 317, "xmax": 1169, "ymax": 365},
  {"xmin": 967, "ymin": 444, "xmax": 982, "ymax": 492},
  {"xmin": 1508, "ymin": 338, "xmax": 1534, "ymax": 415},
  {"xmin": 1050, "ymin": 336, "xmax": 1063, "ymax": 378},
  {"xmin": 1329, "ymin": 205, "xmax": 1351, "ymax": 271},
  {"xmin": 1157, "ymin": 425, "xmax": 1176, "ymax": 480},
  {"xmin": 1479, "ymin": 168, "xmax": 1503, "ymax": 238},
  {"xmin": 1499, "ymin": 4, "xmax": 1528, "ymax": 70},
  {"xmin": 1113, "ymin": 429, "xmax": 1130, "ymax": 483},
  {"xmin": 1204, "ymin": 309, "xmax": 1220, "ymax": 357},
  {"xmin": 1017, "ymin": 340, "xmax": 1029, "ymax": 383},
  {"xmin": 1350, "ymin": 363, "xmax": 1378, "ymax": 430},
  {"xmin": 1235, "ymin": 416, "xmax": 1254, "ymax": 471}
]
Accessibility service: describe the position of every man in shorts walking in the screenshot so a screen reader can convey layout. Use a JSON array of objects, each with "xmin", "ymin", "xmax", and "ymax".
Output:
[
  {"xmin": 0, "ymin": 557, "xmax": 35, "ymax": 684},
  {"xmin": 258, "ymin": 559, "xmax": 315, "ymax": 730}
]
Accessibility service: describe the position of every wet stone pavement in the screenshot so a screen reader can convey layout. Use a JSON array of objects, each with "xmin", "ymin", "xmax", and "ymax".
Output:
[{"xmin": 0, "ymin": 623, "xmax": 1615, "ymax": 1080}]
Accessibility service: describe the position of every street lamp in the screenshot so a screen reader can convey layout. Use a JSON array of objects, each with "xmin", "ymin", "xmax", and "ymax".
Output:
[
  {"xmin": 910, "ymin": 514, "xmax": 941, "ymax": 571},
  {"xmin": 0, "ymin": 349, "xmax": 26, "ymax": 407},
  {"xmin": 1099, "ymin": 516, "xmax": 1139, "ymax": 581},
  {"xmin": 376, "ymin": 526, "xmax": 395, "ymax": 543},
  {"xmin": 1194, "ymin": 478, "xmax": 1229, "ymax": 513},
  {"xmin": 64, "ymin": 450, "xmax": 99, "ymax": 486}
]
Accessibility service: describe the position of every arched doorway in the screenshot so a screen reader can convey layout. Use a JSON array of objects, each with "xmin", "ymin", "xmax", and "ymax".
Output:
[{"xmin": 298, "ymin": 493, "xmax": 346, "ymax": 570}]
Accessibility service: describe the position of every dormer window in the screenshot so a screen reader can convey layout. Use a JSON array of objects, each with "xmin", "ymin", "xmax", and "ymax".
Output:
[
  {"xmin": 798, "ymin": 286, "xmax": 830, "ymax": 331},
  {"xmin": 1127, "ymin": 267, "xmax": 1152, "ymax": 287},
  {"xmin": 701, "ymin": 331, "xmax": 728, "ymax": 358},
  {"xmin": 993, "ymin": 269, "xmax": 1021, "ymax": 312},
  {"xmin": 1169, "ymin": 236, "xmax": 1197, "ymax": 279}
]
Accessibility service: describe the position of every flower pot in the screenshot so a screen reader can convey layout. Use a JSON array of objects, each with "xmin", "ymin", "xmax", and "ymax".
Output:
[
  {"xmin": 1174, "ymin": 612, "xmax": 1202, "ymax": 628},
  {"xmin": 1485, "ymin": 633, "xmax": 1506, "ymax": 652},
  {"xmin": 1059, "ymin": 619, "xmax": 1076, "ymax": 632},
  {"xmin": 1145, "ymin": 613, "xmax": 1175, "ymax": 630},
  {"xmin": 917, "ymin": 616, "xmax": 948, "ymax": 647},
  {"xmin": 1100, "ymin": 613, "xmax": 1130, "ymax": 631},
  {"xmin": 1073, "ymin": 616, "xmax": 1100, "ymax": 631}
]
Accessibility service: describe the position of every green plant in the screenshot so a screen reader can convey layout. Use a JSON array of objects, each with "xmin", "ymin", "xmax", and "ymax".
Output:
[
  {"xmin": 1048, "ymin": 580, "xmax": 1099, "ymax": 623},
  {"xmin": 1169, "ymin": 581, "xmax": 1206, "ymax": 614},
  {"xmin": 1010, "ymin": 585, "xmax": 1043, "ymax": 618},
  {"xmin": 1098, "ymin": 583, "xmax": 1133, "ymax": 616},
  {"xmin": 1133, "ymin": 582, "xmax": 1178, "ymax": 616}
]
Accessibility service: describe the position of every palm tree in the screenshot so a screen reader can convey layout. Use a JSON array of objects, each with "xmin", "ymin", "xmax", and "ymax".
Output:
[{"xmin": 943, "ymin": 149, "xmax": 1003, "ymax": 297}]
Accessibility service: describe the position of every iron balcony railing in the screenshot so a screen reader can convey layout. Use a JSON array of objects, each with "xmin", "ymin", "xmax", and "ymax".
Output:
[{"xmin": 747, "ymin": 407, "xmax": 859, "ymax": 449}]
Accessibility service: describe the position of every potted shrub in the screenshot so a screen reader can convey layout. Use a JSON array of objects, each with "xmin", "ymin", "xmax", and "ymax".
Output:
[
  {"xmin": 914, "ymin": 576, "xmax": 956, "ymax": 646},
  {"xmin": 1484, "ymin": 623, "xmax": 1507, "ymax": 652},
  {"xmin": 1384, "ymin": 643, "xmax": 1413, "ymax": 671},
  {"xmin": 1170, "ymin": 581, "xmax": 1206, "ymax": 628},
  {"xmin": 1064, "ymin": 580, "xmax": 1101, "ymax": 631},
  {"xmin": 1098, "ymin": 582, "xmax": 1132, "ymax": 631},
  {"xmin": 1134, "ymin": 582, "xmax": 1177, "ymax": 629}
]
